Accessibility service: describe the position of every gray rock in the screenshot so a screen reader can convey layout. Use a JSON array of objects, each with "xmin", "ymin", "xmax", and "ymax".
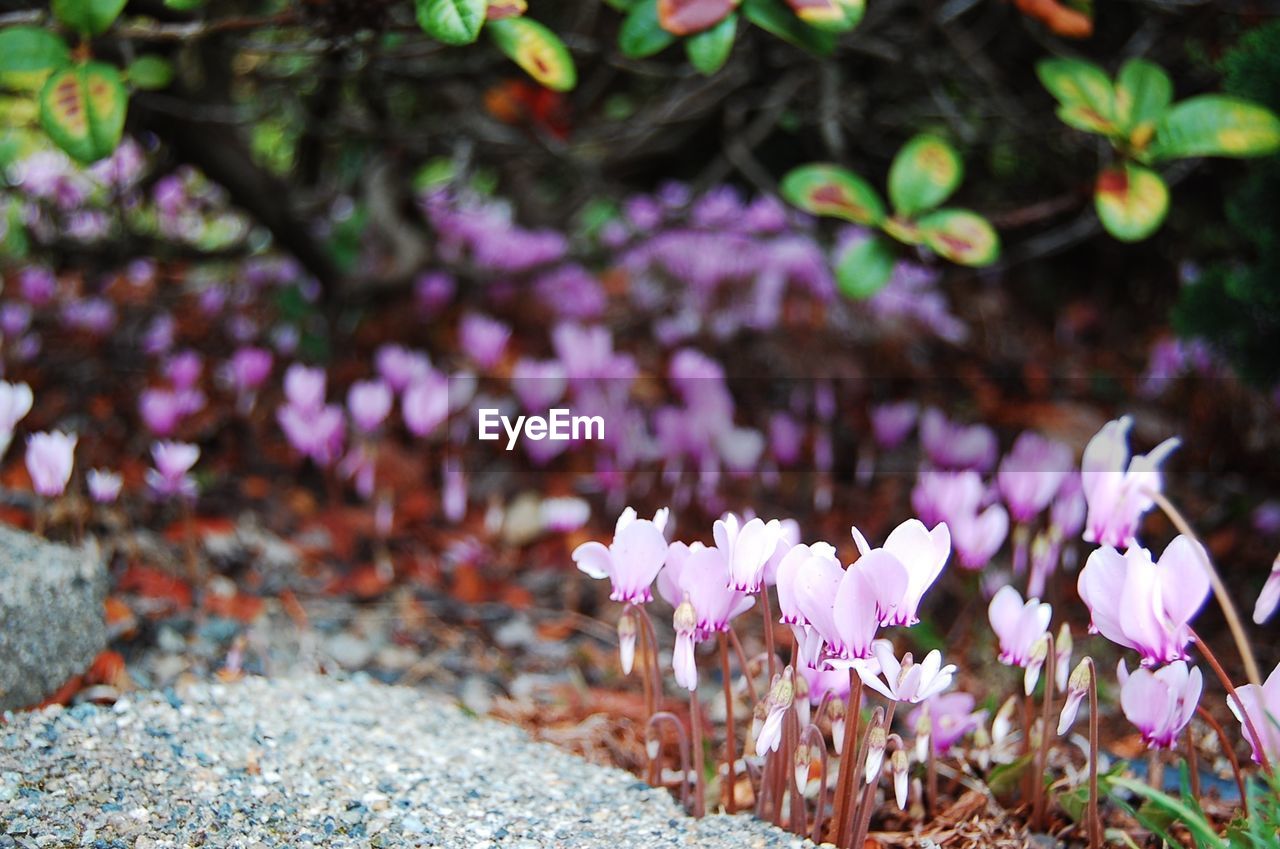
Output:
[{"xmin": 0, "ymin": 527, "xmax": 106, "ymax": 711}]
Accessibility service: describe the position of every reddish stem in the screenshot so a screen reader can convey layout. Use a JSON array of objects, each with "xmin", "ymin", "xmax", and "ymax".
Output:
[{"xmin": 718, "ymin": 633, "xmax": 737, "ymax": 814}]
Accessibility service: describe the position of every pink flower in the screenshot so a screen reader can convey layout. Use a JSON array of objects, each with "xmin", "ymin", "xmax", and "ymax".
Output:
[
  {"xmin": 375, "ymin": 345, "xmax": 432, "ymax": 393},
  {"xmin": 347, "ymin": 379, "xmax": 393, "ymax": 434},
  {"xmin": 1227, "ymin": 661, "xmax": 1280, "ymax": 765},
  {"xmin": 139, "ymin": 388, "xmax": 186, "ymax": 436},
  {"xmin": 1081, "ymin": 416, "xmax": 1179, "ymax": 548},
  {"xmin": 793, "ymin": 545, "xmax": 907, "ymax": 665},
  {"xmin": 855, "ymin": 640, "xmax": 956, "ymax": 704},
  {"xmin": 774, "ymin": 541, "xmax": 841, "ymax": 668},
  {"xmin": 1077, "ymin": 536, "xmax": 1209, "ymax": 666},
  {"xmin": 511, "ymin": 358, "xmax": 567, "ymax": 411},
  {"xmin": 442, "ymin": 461, "xmax": 466, "ymax": 523},
  {"xmin": 1118, "ymin": 660, "xmax": 1201, "ymax": 750},
  {"xmin": 988, "ymin": 586, "xmax": 1051, "ymax": 694},
  {"xmin": 540, "ymin": 497, "xmax": 590, "ymax": 533},
  {"xmin": 227, "ymin": 347, "xmax": 273, "ymax": 393},
  {"xmin": 0, "ymin": 381, "xmax": 34, "ymax": 458},
  {"xmin": 278, "ymin": 403, "xmax": 345, "ymax": 466},
  {"xmin": 658, "ymin": 540, "xmax": 755, "ymax": 690},
  {"xmin": 86, "ymin": 469, "xmax": 122, "ymax": 504},
  {"xmin": 1254, "ymin": 556, "xmax": 1280, "ymax": 625},
  {"xmin": 573, "ymin": 507, "xmax": 671, "ymax": 604},
  {"xmin": 919, "ymin": 409, "xmax": 997, "ymax": 472},
  {"xmin": 283, "ymin": 364, "xmax": 327, "ymax": 413},
  {"xmin": 870, "ymin": 401, "xmax": 919, "ymax": 451},
  {"xmin": 1050, "ymin": 473, "xmax": 1086, "ymax": 538},
  {"xmin": 997, "ymin": 432, "xmax": 1072, "ymax": 523},
  {"xmin": 403, "ymin": 371, "xmax": 449, "ymax": 438},
  {"xmin": 146, "ymin": 441, "xmax": 199, "ymax": 499},
  {"xmin": 849, "ymin": 519, "xmax": 951, "ymax": 626},
  {"xmin": 459, "ymin": 313, "xmax": 511, "ymax": 369},
  {"xmin": 908, "ymin": 692, "xmax": 985, "ymax": 756},
  {"xmin": 799, "ymin": 662, "xmax": 852, "ymax": 705},
  {"xmin": 26, "ymin": 431, "xmax": 76, "ymax": 497},
  {"xmin": 164, "ymin": 350, "xmax": 203, "ymax": 391},
  {"xmin": 950, "ymin": 504, "xmax": 1009, "ymax": 570},
  {"xmin": 911, "ymin": 470, "xmax": 985, "ymax": 529},
  {"xmin": 715, "ymin": 513, "xmax": 785, "ymax": 593}
]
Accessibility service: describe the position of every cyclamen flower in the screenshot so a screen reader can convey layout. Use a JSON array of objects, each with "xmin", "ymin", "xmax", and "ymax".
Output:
[
  {"xmin": 403, "ymin": 371, "xmax": 450, "ymax": 437},
  {"xmin": 86, "ymin": 469, "xmax": 122, "ymax": 504},
  {"xmin": 1081, "ymin": 416, "xmax": 1179, "ymax": 548},
  {"xmin": 1254, "ymin": 555, "xmax": 1280, "ymax": 625},
  {"xmin": 164, "ymin": 350, "xmax": 203, "ymax": 391},
  {"xmin": 459, "ymin": 313, "xmax": 511, "ymax": 370},
  {"xmin": 870, "ymin": 401, "xmax": 919, "ymax": 450},
  {"xmin": 375, "ymin": 345, "xmax": 431, "ymax": 392},
  {"xmin": 1077, "ymin": 536, "xmax": 1209, "ymax": 666},
  {"xmin": 988, "ymin": 586, "xmax": 1052, "ymax": 694},
  {"xmin": 774, "ymin": 541, "xmax": 841, "ymax": 668},
  {"xmin": 756, "ymin": 668, "xmax": 796, "ymax": 755},
  {"xmin": 139, "ymin": 388, "xmax": 186, "ymax": 436},
  {"xmin": 278, "ymin": 403, "xmax": 345, "ymax": 466},
  {"xmin": 26, "ymin": 432, "xmax": 77, "ymax": 497},
  {"xmin": 1227, "ymin": 661, "xmax": 1280, "ymax": 765},
  {"xmin": 997, "ymin": 432, "xmax": 1072, "ymax": 523},
  {"xmin": 147, "ymin": 441, "xmax": 199, "ymax": 499},
  {"xmin": 792, "ymin": 544, "xmax": 908, "ymax": 665},
  {"xmin": 283, "ymin": 364, "xmax": 327, "ymax": 413},
  {"xmin": 573, "ymin": 507, "xmax": 670, "ymax": 604},
  {"xmin": 849, "ymin": 519, "xmax": 951, "ymax": 626},
  {"xmin": 855, "ymin": 640, "xmax": 956, "ymax": 704},
  {"xmin": 908, "ymin": 692, "xmax": 985, "ymax": 757},
  {"xmin": 911, "ymin": 469, "xmax": 985, "ymax": 530},
  {"xmin": 1119, "ymin": 660, "xmax": 1201, "ymax": 750},
  {"xmin": 227, "ymin": 347, "xmax": 273, "ymax": 394},
  {"xmin": 919, "ymin": 408, "xmax": 998, "ymax": 472},
  {"xmin": 0, "ymin": 380, "xmax": 34, "ymax": 458},
  {"xmin": 1057, "ymin": 659, "xmax": 1092, "ymax": 736},
  {"xmin": 715, "ymin": 513, "xmax": 785, "ymax": 593},
  {"xmin": 658, "ymin": 541, "xmax": 755, "ymax": 690},
  {"xmin": 950, "ymin": 503, "xmax": 1009, "ymax": 570},
  {"xmin": 347, "ymin": 379, "xmax": 393, "ymax": 434}
]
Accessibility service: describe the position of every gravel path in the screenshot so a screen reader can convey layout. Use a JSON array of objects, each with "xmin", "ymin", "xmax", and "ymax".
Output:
[{"xmin": 0, "ymin": 675, "xmax": 808, "ymax": 849}]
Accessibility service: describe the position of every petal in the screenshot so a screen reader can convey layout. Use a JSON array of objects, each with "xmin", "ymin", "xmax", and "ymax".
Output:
[
  {"xmin": 987, "ymin": 586, "xmax": 1024, "ymax": 649},
  {"xmin": 1077, "ymin": 547, "xmax": 1131, "ymax": 648},
  {"xmin": 615, "ymin": 506, "xmax": 638, "ymax": 535},
  {"xmin": 1156, "ymin": 535, "xmax": 1211, "ymax": 629},
  {"xmin": 851, "ymin": 525, "xmax": 872, "ymax": 556},
  {"xmin": 572, "ymin": 540, "xmax": 612, "ymax": 580}
]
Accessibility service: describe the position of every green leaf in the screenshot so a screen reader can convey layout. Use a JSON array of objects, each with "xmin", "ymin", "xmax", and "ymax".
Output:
[
  {"xmin": 1107, "ymin": 777, "xmax": 1226, "ymax": 849},
  {"xmin": 835, "ymin": 234, "xmax": 896, "ymax": 298},
  {"xmin": 1114, "ymin": 58, "xmax": 1172, "ymax": 137},
  {"xmin": 888, "ymin": 133, "xmax": 963, "ymax": 216},
  {"xmin": 685, "ymin": 13, "xmax": 736, "ymax": 75},
  {"xmin": 780, "ymin": 163, "xmax": 885, "ymax": 225},
  {"xmin": 126, "ymin": 55, "xmax": 173, "ymax": 90},
  {"xmin": 1037, "ymin": 57, "xmax": 1116, "ymax": 136},
  {"xmin": 414, "ymin": 0, "xmax": 487, "ymax": 45},
  {"xmin": 0, "ymin": 27, "xmax": 72, "ymax": 74},
  {"xmin": 488, "ymin": 17, "xmax": 577, "ymax": 92},
  {"xmin": 658, "ymin": 0, "xmax": 736, "ymax": 36},
  {"xmin": 742, "ymin": 0, "xmax": 837, "ymax": 55},
  {"xmin": 1094, "ymin": 163, "xmax": 1169, "ymax": 242},
  {"xmin": 619, "ymin": 0, "xmax": 676, "ymax": 58},
  {"xmin": 51, "ymin": 0, "xmax": 129, "ymax": 36},
  {"xmin": 917, "ymin": 208, "xmax": 999, "ymax": 266},
  {"xmin": 38, "ymin": 61, "xmax": 127, "ymax": 164},
  {"xmin": 985, "ymin": 753, "xmax": 1034, "ymax": 800},
  {"xmin": 784, "ymin": 0, "xmax": 864, "ymax": 31},
  {"xmin": 1152, "ymin": 94, "xmax": 1280, "ymax": 161},
  {"xmin": 164, "ymin": 0, "xmax": 206, "ymax": 9}
]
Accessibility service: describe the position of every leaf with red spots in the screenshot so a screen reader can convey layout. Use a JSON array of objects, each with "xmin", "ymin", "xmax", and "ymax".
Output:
[
  {"xmin": 488, "ymin": 17, "xmax": 577, "ymax": 92},
  {"xmin": 917, "ymin": 208, "xmax": 1000, "ymax": 266},
  {"xmin": 780, "ymin": 163, "xmax": 886, "ymax": 225},
  {"xmin": 784, "ymin": 0, "xmax": 863, "ymax": 31},
  {"xmin": 486, "ymin": 0, "xmax": 527, "ymax": 20},
  {"xmin": 1094, "ymin": 163, "xmax": 1168, "ymax": 242},
  {"xmin": 657, "ymin": 0, "xmax": 737, "ymax": 35},
  {"xmin": 38, "ymin": 62, "xmax": 127, "ymax": 163}
]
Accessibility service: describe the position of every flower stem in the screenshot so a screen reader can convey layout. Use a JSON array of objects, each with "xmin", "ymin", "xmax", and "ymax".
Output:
[
  {"xmin": 718, "ymin": 633, "xmax": 737, "ymax": 814},
  {"xmin": 690, "ymin": 689, "xmax": 706, "ymax": 818},
  {"xmin": 925, "ymin": 730, "xmax": 938, "ymax": 817},
  {"xmin": 760, "ymin": 588, "xmax": 778, "ymax": 681},
  {"xmin": 799, "ymin": 723, "xmax": 829, "ymax": 844},
  {"xmin": 1084, "ymin": 658, "xmax": 1101, "ymax": 849},
  {"xmin": 849, "ymin": 702, "xmax": 897, "ymax": 849},
  {"xmin": 831, "ymin": 671, "xmax": 862, "ymax": 845},
  {"xmin": 1194, "ymin": 705, "xmax": 1248, "ymax": 816},
  {"xmin": 1031, "ymin": 633, "xmax": 1056, "ymax": 830},
  {"xmin": 1191, "ymin": 631, "xmax": 1274, "ymax": 777},
  {"xmin": 647, "ymin": 711, "xmax": 691, "ymax": 811},
  {"xmin": 727, "ymin": 625, "xmax": 759, "ymax": 706},
  {"xmin": 1148, "ymin": 490, "xmax": 1263, "ymax": 689},
  {"xmin": 786, "ymin": 706, "xmax": 805, "ymax": 832}
]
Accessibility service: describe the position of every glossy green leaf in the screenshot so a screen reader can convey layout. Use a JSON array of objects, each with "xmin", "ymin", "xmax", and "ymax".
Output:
[
  {"xmin": 126, "ymin": 55, "xmax": 173, "ymax": 90},
  {"xmin": 1094, "ymin": 163, "xmax": 1168, "ymax": 242},
  {"xmin": 917, "ymin": 208, "xmax": 1000, "ymax": 266},
  {"xmin": 488, "ymin": 17, "xmax": 577, "ymax": 92},
  {"xmin": 1152, "ymin": 94, "xmax": 1280, "ymax": 161},
  {"xmin": 1037, "ymin": 57, "xmax": 1115, "ymax": 136},
  {"xmin": 780, "ymin": 164, "xmax": 885, "ymax": 225},
  {"xmin": 51, "ymin": 0, "xmax": 128, "ymax": 36},
  {"xmin": 685, "ymin": 13, "xmax": 736, "ymax": 75},
  {"xmin": 1114, "ymin": 58, "xmax": 1172, "ymax": 137},
  {"xmin": 38, "ymin": 62, "xmax": 127, "ymax": 163},
  {"xmin": 742, "ymin": 0, "xmax": 837, "ymax": 55},
  {"xmin": 164, "ymin": 0, "xmax": 206, "ymax": 9},
  {"xmin": 414, "ymin": 0, "xmax": 487, "ymax": 45},
  {"xmin": 835, "ymin": 234, "xmax": 896, "ymax": 299},
  {"xmin": 619, "ymin": 0, "xmax": 677, "ymax": 58},
  {"xmin": 1107, "ymin": 778, "xmax": 1226, "ymax": 849},
  {"xmin": 888, "ymin": 134, "xmax": 963, "ymax": 216},
  {"xmin": 0, "ymin": 27, "xmax": 72, "ymax": 74}
]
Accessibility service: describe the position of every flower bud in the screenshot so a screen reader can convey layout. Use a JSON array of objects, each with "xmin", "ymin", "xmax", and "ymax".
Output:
[
  {"xmin": 891, "ymin": 748, "xmax": 909, "ymax": 810},
  {"xmin": 617, "ymin": 609, "xmax": 638, "ymax": 676},
  {"xmin": 1024, "ymin": 634, "xmax": 1050, "ymax": 696},
  {"xmin": 865, "ymin": 724, "xmax": 887, "ymax": 785}
]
